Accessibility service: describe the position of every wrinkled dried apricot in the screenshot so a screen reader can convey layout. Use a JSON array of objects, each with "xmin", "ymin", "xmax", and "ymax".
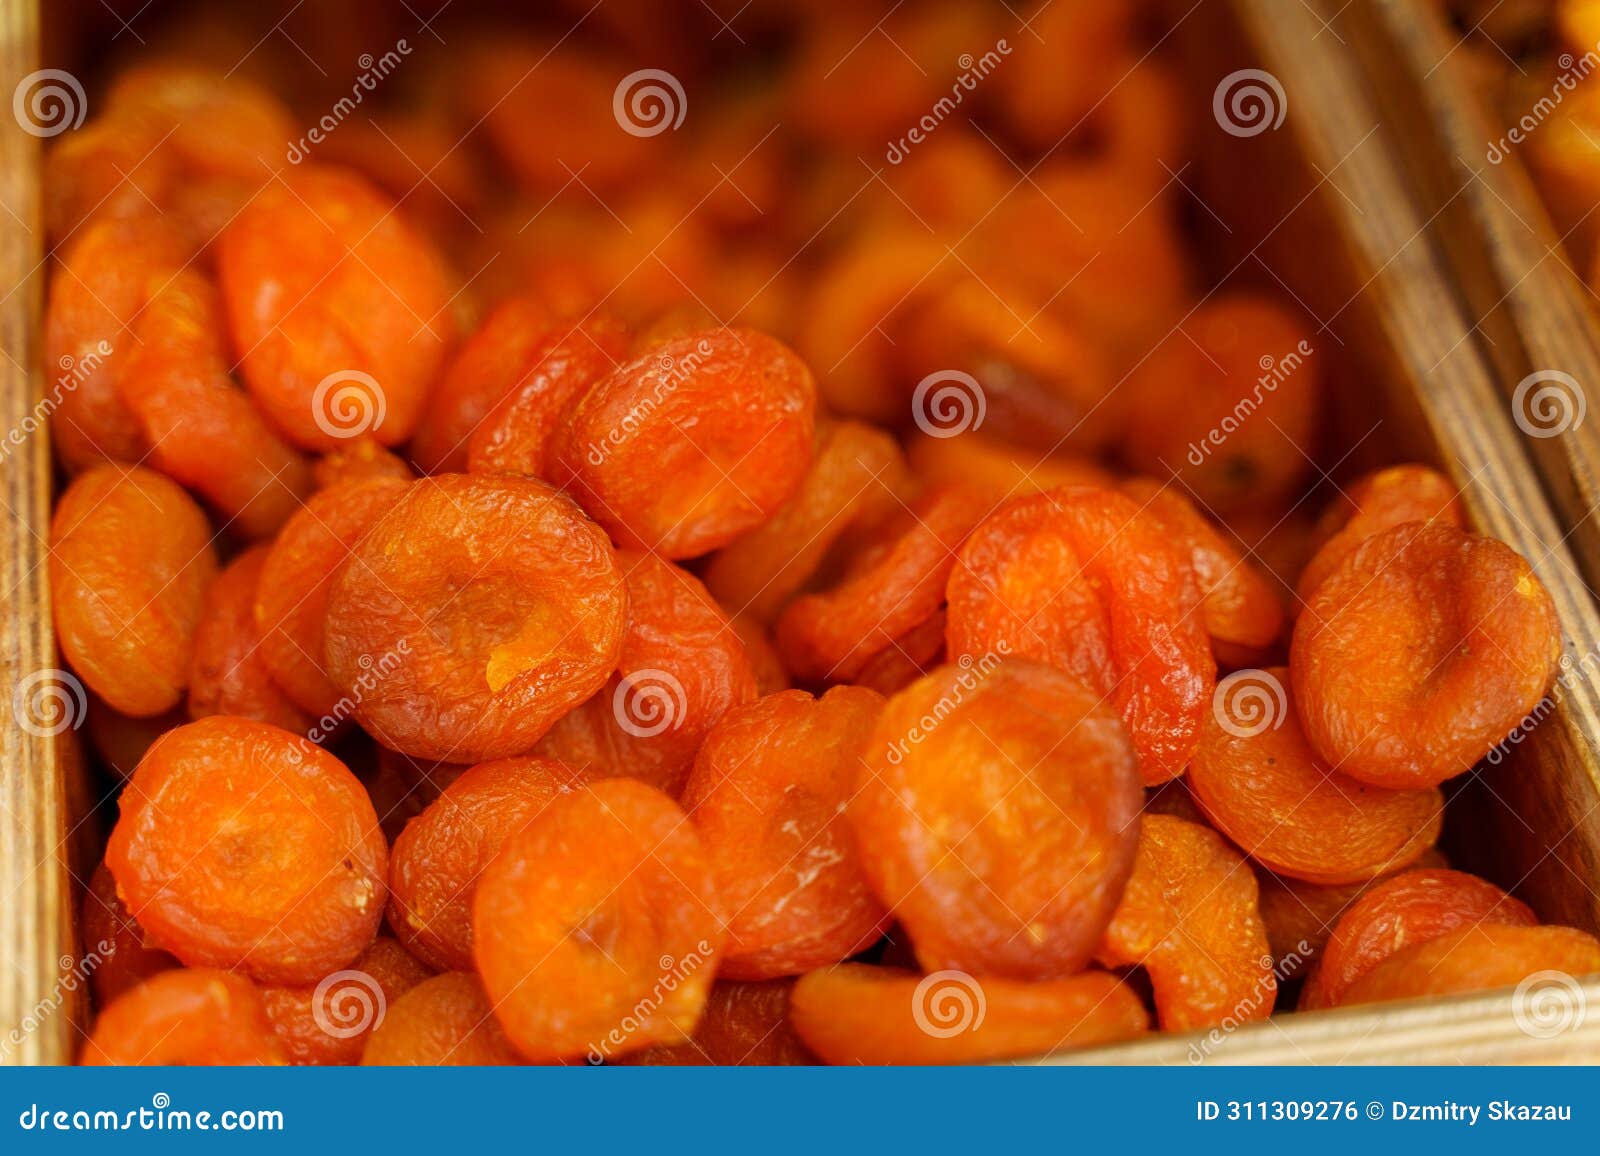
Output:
[
  {"xmin": 50, "ymin": 465, "xmax": 218, "ymax": 717},
  {"xmin": 388, "ymin": 756, "xmax": 591, "ymax": 971},
  {"xmin": 1301, "ymin": 869, "xmax": 1537, "ymax": 1009},
  {"xmin": 312, "ymin": 438, "xmax": 413, "ymax": 490},
  {"xmin": 81, "ymin": 968, "xmax": 285, "ymax": 1065},
  {"xmin": 217, "ymin": 165, "xmax": 457, "ymax": 450},
  {"xmin": 106, "ymin": 716, "xmax": 387, "ymax": 984},
  {"xmin": 1190, "ymin": 667, "xmax": 1443, "ymax": 884},
  {"xmin": 789, "ymin": 964, "xmax": 1148, "ymax": 1065},
  {"xmin": 81, "ymin": 861, "xmax": 178, "ymax": 1007},
  {"xmin": 1096, "ymin": 815, "xmax": 1276, "ymax": 1031},
  {"xmin": 683, "ymin": 688, "xmax": 889, "ymax": 978},
  {"xmin": 188, "ymin": 545, "xmax": 312, "ymax": 732},
  {"xmin": 550, "ymin": 329, "xmax": 816, "ymax": 558},
  {"xmin": 852, "ymin": 609, "xmax": 948, "ymax": 697},
  {"xmin": 361, "ymin": 972, "xmax": 522, "ymax": 1066},
  {"xmin": 261, "ymin": 935, "xmax": 433, "ymax": 1065},
  {"xmin": 851, "ymin": 661, "xmax": 1142, "ymax": 979},
  {"xmin": 1340, "ymin": 924, "xmax": 1600, "ymax": 1006},
  {"xmin": 945, "ymin": 487, "xmax": 1214, "ymax": 784},
  {"xmin": 535, "ymin": 550, "xmax": 756, "ymax": 795},
  {"xmin": 618, "ymin": 978, "xmax": 818, "ymax": 1066},
  {"xmin": 473, "ymin": 779, "xmax": 724, "ymax": 1063},
  {"xmin": 323, "ymin": 474, "xmax": 627, "ymax": 763},
  {"xmin": 1292, "ymin": 522, "xmax": 1562, "ymax": 787},
  {"xmin": 906, "ymin": 429, "xmax": 1113, "ymax": 499}
]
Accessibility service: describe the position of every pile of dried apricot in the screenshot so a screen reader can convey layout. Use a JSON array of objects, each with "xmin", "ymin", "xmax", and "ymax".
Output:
[{"xmin": 44, "ymin": 0, "xmax": 1597, "ymax": 1068}]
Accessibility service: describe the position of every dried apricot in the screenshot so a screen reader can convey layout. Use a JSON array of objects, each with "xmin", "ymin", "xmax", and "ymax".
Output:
[
  {"xmin": 188, "ymin": 546, "xmax": 313, "ymax": 732},
  {"xmin": 550, "ymin": 328, "xmax": 817, "ymax": 558},
  {"xmin": 50, "ymin": 465, "xmax": 218, "ymax": 717},
  {"xmin": 473, "ymin": 779, "xmax": 724, "ymax": 1063},
  {"xmin": 535, "ymin": 550, "xmax": 757, "ymax": 795},
  {"xmin": 312, "ymin": 438, "xmax": 413, "ymax": 490},
  {"xmin": 1292, "ymin": 522, "xmax": 1562, "ymax": 788},
  {"xmin": 80, "ymin": 861, "xmax": 178, "ymax": 1007},
  {"xmin": 906, "ymin": 429, "xmax": 1113, "ymax": 499},
  {"xmin": 1096, "ymin": 815, "xmax": 1276, "ymax": 1031},
  {"xmin": 683, "ymin": 688, "xmax": 889, "ymax": 978},
  {"xmin": 81, "ymin": 968, "xmax": 285, "ymax": 1065},
  {"xmin": 789, "ymin": 964, "xmax": 1148, "ymax": 1065},
  {"xmin": 852, "ymin": 609, "xmax": 948, "ymax": 697},
  {"xmin": 106, "ymin": 716, "xmax": 387, "ymax": 984},
  {"xmin": 1301, "ymin": 869, "xmax": 1537, "ymax": 1009},
  {"xmin": 361, "ymin": 971, "xmax": 522, "ymax": 1066},
  {"xmin": 261, "ymin": 935, "xmax": 433, "ymax": 1065},
  {"xmin": 388, "ymin": 756, "xmax": 591, "ymax": 971},
  {"xmin": 616, "ymin": 977, "xmax": 818, "ymax": 1066},
  {"xmin": 945, "ymin": 487, "xmax": 1214, "ymax": 784},
  {"xmin": 1340, "ymin": 924, "xmax": 1600, "ymax": 1006},
  {"xmin": 851, "ymin": 661, "xmax": 1142, "ymax": 979},
  {"xmin": 322, "ymin": 474, "xmax": 627, "ymax": 763},
  {"xmin": 1190, "ymin": 667, "xmax": 1443, "ymax": 884}
]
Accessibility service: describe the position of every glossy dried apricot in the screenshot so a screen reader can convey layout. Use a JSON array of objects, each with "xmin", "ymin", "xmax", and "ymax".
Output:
[
  {"xmin": 50, "ymin": 465, "xmax": 219, "ymax": 717},
  {"xmin": 1190, "ymin": 667, "xmax": 1443, "ymax": 884},
  {"xmin": 473, "ymin": 779, "xmax": 724, "ymax": 1063},
  {"xmin": 550, "ymin": 328, "xmax": 816, "ymax": 558},
  {"xmin": 683, "ymin": 688, "xmax": 889, "ymax": 979},
  {"xmin": 851, "ymin": 661, "xmax": 1142, "ymax": 979},
  {"xmin": 1096, "ymin": 815, "xmax": 1276, "ymax": 1031},
  {"xmin": 852, "ymin": 609, "xmax": 948, "ymax": 697},
  {"xmin": 945, "ymin": 487, "xmax": 1214, "ymax": 784},
  {"xmin": 80, "ymin": 861, "xmax": 178, "ymax": 1007},
  {"xmin": 689, "ymin": 980, "xmax": 815, "ymax": 1066},
  {"xmin": 323, "ymin": 474, "xmax": 627, "ymax": 763},
  {"xmin": 1340, "ymin": 924, "xmax": 1600, "ymax": 1006},
  {"xmin": 217, "ymin": 165, "xmax": 456, "ymax": 450},
  {"xmin": 312, "ymin": 438, "xmax": 413, "ymax": 490},
  {"xmin": 1301, "ymin": 869, "xmax": 1537, "ymax": 1009},
  {"xmin": 187, "ymin": 546, "xmax": 312, "ymax": 732},
  {"xmin": 535, "ymin": 550, "xmax": 757, "ymax": 795},
  {"xmin": 81, "ymin": 968, "xmax": 285, "ymax": 1066},
  {"xmin": 388, "ymin": 756, "xmax": 591, "ymax": 972},
  {"xmin": 789, "ymin": 964, "xmax": 1148, "ymax": 1065},
  {"xmin": 1292, "ymin": 522, "xmax": 1562, "ymax": 788},
  {"xmin": 361, "ymin": 971, "xmax": 522, "ymax": 1066},
  {"xmin": 255, "ymin": 477, "xmax": 410, "ymax": 720},
  {"xmin": 106, "ymin": 716, "xmax": 387, "ymax": 984},
  {"xmin": 776, "ymin": 485, "xmax": 992, "ymax": 683},
  {"xmin": 261, "ymin": 935, "xmax": 433, "ymax": 1065},
  {"xmin": 906, "ymin": 429, "xmax": 1113, "ymax": 499},
  {"xmin": 425, "ymin": 300, "xmax": 628, "ymax": 475}
]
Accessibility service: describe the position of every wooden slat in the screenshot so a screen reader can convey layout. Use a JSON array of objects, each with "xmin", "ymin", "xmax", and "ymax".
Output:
[{"xmin": 0, "ymin": 0, "xmax": 76, "ymax": 1066}]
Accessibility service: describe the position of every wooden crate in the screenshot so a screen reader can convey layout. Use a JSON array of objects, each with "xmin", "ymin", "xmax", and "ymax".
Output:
[{"xmin": 2, "ymin": 0, "xmax": 1598, "ymax": 1066}]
